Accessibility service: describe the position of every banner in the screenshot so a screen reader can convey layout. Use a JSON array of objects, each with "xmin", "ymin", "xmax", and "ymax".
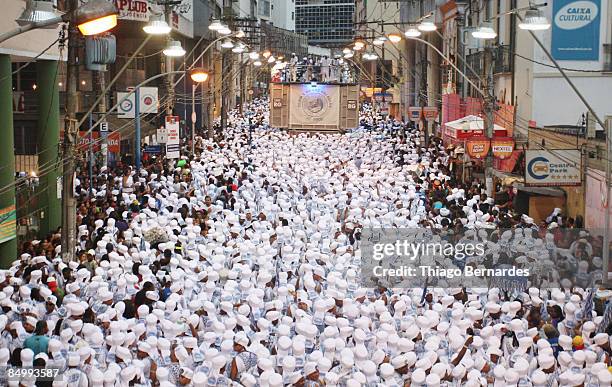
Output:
[
  {"xmin": 77, "ymin": 132, "xmax": 100, "ymax": 151},
  {"xmin": 108, "ymin": 131, "xmax": 121, "ymax": 153},
  {"xmin": 552, "ymin": 0, "xmax": 601, "ymax": 60},
  {"xmin": 0, "ymin": 204, "xmax": 16, "ymax": 244},
  {"xmin": 466, "ymin": 137, "xmax": 490, "ymax": 159},
  {"xmin": 289, "ymin": 84, "xmax": 340, "ymax": 127},
  {"xmin": 525, "ymin": 149, "xmax": 582, "ymax": 186},
  {"xmin": 165, "ymin": 116, "xmax": 180, "ymax": 159},
  {"xmin": 491, "ymin": 138, "xmax": 515, "ymax": 159}
]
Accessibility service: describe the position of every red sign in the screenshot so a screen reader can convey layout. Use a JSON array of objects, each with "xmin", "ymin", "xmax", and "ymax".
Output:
[
  {"xmin": 77, "ymin": 132, "xmax": 100, "ymax": 152},
  {"xmin": 423, "ymin": 107, "xmax": 438, "ymax": 121},
  {"xmin": 108, "ymin": 131, "xmax": 121, "ymax": 153},
  {"xmin": 466, "ymin": 137, "xmax": 491, "ymax": 159},
  {"xmin": 491, "ymin": 138, "xmax": 515, "ymax": 159}
]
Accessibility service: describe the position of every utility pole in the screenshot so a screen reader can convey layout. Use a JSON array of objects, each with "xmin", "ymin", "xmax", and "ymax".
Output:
[
  {"xmin": 207, "ymin": 49, "xmax": 214, "ymax": 139},
  {"xmin": 484, "ymin": 46, "xmax": 495, "ymax": 197},
  {"xmin": 164, "ymin": 1, "xmax": 175, "ymax": 115},
  {"xmin": 219, "ymin": 0, "xmax": 231, "ymax": 135},
  {"xmin": 420, "ymin": 36, "xmax": 429, "ymax": 147},
  {"xmin": 92, "ymin": 71, "xmax": 108, "ymax": 166},
  {"xmin": 220, "ymin": 50, "xmax": 228, "ymax": 135},
  {"xmin": 606, "ymin": 118, "xmax": 611, "ymax": 285},
  {"xmin": 60, "ymin": 0, "xmax": 79, "ymax": 262}
]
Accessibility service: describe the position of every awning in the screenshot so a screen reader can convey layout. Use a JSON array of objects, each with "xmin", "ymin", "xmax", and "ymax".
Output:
[
  {"xmin": 445, "ymin": 115, "xmax": 506, "ymax": 132},
  {"xmin": 515, "ymin": 183, "xmax": 566, "ymax": 197}
]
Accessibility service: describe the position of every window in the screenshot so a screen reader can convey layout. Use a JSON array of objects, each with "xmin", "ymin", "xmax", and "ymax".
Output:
[{"xmin": 292, "ymin": 11, "xmax": 294, "ymax": 20}]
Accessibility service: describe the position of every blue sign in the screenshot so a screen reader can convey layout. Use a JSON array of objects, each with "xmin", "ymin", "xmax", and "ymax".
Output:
[
  {"xmin": 551, "ymin": 0, "xmax": 601, "ymax": 60},
  {"xmin": 144, "ymin": 145, "xmax": 162, "ymax": 154}
]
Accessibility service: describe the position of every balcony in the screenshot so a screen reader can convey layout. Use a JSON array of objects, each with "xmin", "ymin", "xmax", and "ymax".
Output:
[{"xmin": 604, "ymin": 44, "xmax": 612, "ymax": 72}]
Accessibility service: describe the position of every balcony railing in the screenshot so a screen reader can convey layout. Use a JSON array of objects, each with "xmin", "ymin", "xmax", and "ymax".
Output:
[{"xmin": 604, "ymin": 44, "xmax": 612, "ymax": 72}]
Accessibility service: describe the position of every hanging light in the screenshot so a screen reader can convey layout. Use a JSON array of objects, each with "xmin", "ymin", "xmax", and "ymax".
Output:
[
  {"xmin": 220, "ymin": 39, "xmax": 234, "ymax": 49},
  {"xmin": 16, "ymin": 0, "xmax": 64, "ymax": 27},
  {"xmin": 418, "ymin": 18, "xmax": 437, "ymax": 32},
  {"xmin": 232, "ymin": 44, "xmax": 246, "ymax": 53},
  {"xmin": 388, "ymin": 33, "xmax": 402, "ymax": 43},
  {"xmin": 189, "ymin": 68, "xmax": 209, "ymax": 83},
  {"xmin": 354, "ymin": 40, "xmax": 365, "ymax": 49},
  {"xmin": 519, "ymin": 8, "xmax": 551, "ymax": 31},
  {"xmin": 373, "ymin": 37, "xmax": 386, "ymax": 46},
  {"xmin": 262, "ymin": 50, "xmax": 272, "ymax": 58},
  {"xmin": 162, "ymin": 40, "xmax": 186, "ymax": 57},
  {"xmin": 249, "ymin": 51, "xmax": 260, "ymax": 60},
  {"xmin": 143, "ymin": 14, "xmax": 171, "ymax": 35},
  {"xmin": 253, "ymin": 60, "xmax": 262, "ymax": 67},
  {"xmin": 344, "ymin": 52, "xmax": 354, "ymax": 59},
  {"xmin": 236, "ymin": 29, "xmax": 246, "ymax": 38},
  {"xmin": 74, "ymin": 0, "xmax": 118, "ymax": 36},
  {"xmin": 267, "ymin": 55, "xmax": 276, "ymax": 63},
  {"xmin": 208, "ymin": 19, "xmax": 223, "ymax": 31},
  {"xmin": 342, "ymin": 47, "xmax": 352, "ymax": 55},
  {"xmin": 472, "ymin": 23, "xmax": 497, "ymax": 39},
  {"xmin": 404, "ymin": 28, "xmax": 422, "ymax": 38},
  {"xmin": 363, "ymin": 52, "xmax": 378, "ymax": 61},
  {"xmin": 218, "ymin": 25, "xmax": 232, "ymax": 35}
]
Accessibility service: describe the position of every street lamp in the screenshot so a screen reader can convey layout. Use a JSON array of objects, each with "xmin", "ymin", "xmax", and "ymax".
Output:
[
  {"xmin": 404, "ymin": 28, "xmax": 422, "ymax": 38},
  {"xmin": 518, "ymin": 8, "xmax": 551, "ymax": 30},
  {"xmin": 1, "ymin": 0, "xmax": 118, "ymax": 43},
  {"xmin": 218, "ymin": 25, "xmax": 232, "ymax": 35},
  {"xmin": 190, "ymin": 68, "xmax": 209, "ymax": 83},
  {"xmin": 143, "ymin": 14, "xmax": 171, "ymax": 35},
  {"xmin": 16, "ymin": 0, "xmax": 63, "ymax": 27},
  {"xmin": 163, "ymin": 40, "xmax": 186, "ymax": 57},
  {"xmin": 472, "ymin": 23, "xmax": 497, "ymax": 39},
  {"xmin": 373, "ymin": 37, "xmax": 387, "ymax": 46},
  {"xmin": 74, "ymin": 0, "xmax": 118, "ymax": 36},
  {"xmin": 232, "ymin": 44, "xmax": 246, "ymax": 54},
  {"xmin": 388, "ymin": 33, "xmax": 402, "ymax": 44},
  {"xmin": 189, "ymin": 68, "xmax": 209, "ymax": 155},
  {"xmin": 208, "ymin": 19, "xmax": 223, "ymax": 31},
  {"xmin": 221, "ymin": 39, "xmax": 234, "ymax": 49},
  {"xmin": 363, "ymin": 52, "xmax": 378, "ymax": 61},
  {"xmin": 418, "ymin": 18, "xmax": 437, "ymax": 32}
]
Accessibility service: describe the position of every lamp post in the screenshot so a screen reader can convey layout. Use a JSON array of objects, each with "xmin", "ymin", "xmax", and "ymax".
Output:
[{"xmin": 61, "ymin": 0, "xmax": 119, "ymax": 262}]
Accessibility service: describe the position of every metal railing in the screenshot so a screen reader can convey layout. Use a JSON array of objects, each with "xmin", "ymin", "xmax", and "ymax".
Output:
[{"xmin": 272, "ymin": 63, "xmax": 356, "ymax": 84}]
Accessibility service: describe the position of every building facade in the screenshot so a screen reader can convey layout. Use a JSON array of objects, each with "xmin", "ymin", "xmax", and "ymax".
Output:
[
  {"xmin": 295, "ymin": 0, "xmax": 356, "ymax": 47},
  {"xmin": 271, "ymin": 0, "xmax": 296, "ymax": 31}
]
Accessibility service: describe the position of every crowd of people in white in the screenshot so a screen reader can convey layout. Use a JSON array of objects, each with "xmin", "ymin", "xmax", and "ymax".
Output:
[{"xmin": 1, "ymin": 99, "xmax": 611, "ymax": 386}]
